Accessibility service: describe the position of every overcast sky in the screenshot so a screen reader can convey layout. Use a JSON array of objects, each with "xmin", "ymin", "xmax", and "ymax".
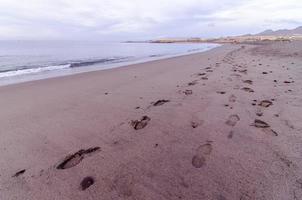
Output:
[{"xmin": 0, "ymin": 0, "xmax": 301, "ymax": 40}]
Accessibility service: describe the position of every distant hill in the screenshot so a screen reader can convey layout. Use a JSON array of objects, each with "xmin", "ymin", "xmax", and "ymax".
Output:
[
  {"xmin": 145, "ymin": 26, "xmax": 302, "ymax": 44},
  {"xmin": 257, "ymin": 26, "xmax": 302, "ymax": 36}
]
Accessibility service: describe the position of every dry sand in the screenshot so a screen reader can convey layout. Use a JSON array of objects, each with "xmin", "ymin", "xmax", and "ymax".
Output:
[{"xmin": 0, "ymin": 41, "xmax": 302, "ymax": 199}]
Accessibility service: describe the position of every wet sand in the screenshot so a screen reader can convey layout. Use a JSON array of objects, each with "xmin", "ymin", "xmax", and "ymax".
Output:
[{"xmin": 0, "ymin": 41, "xmax": 302, "ymax": 199}]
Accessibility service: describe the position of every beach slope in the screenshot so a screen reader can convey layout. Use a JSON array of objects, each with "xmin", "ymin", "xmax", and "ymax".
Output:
[{"xmin": 1, "ymin": 42, "xmax": 302, "ymax": 199}]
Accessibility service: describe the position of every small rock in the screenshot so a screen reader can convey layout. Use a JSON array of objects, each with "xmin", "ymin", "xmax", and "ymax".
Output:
[
  {"xmin": 81, "ymin": 177, "xmax": 95, "ymax": 191},
  {"xmin": 12, "ymin": 169, "xmax": 26, "ymax": 177}
]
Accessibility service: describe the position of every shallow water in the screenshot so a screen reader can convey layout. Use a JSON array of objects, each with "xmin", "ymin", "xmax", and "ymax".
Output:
[{"xmin": 0, "ymin": 40, "xmax": 219, "ymax": 85}]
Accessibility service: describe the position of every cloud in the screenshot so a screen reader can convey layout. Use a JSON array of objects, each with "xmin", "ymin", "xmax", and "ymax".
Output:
[{"xmin": 0, "ymin": 0, "xmax": 301, "ymax": 40}]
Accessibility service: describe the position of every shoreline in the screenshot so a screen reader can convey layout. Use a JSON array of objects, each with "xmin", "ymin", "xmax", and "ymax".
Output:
[
  {"xmin": 0, "ymin": 43, "xmax": 220, "ymax": 86},
  {"xmin": 1, "ymin": 41, "xmax": 302, "ymax": 199}
]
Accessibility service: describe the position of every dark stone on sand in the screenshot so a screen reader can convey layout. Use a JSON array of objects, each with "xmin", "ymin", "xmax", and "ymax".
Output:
[
  {"xmin": 191, "ymin": 121, "xmax": 199, "ymax": 128},
  {"xmin": 12, "ymin": 169, "xmax": 26, "ymax": 177},
  {"xmin": 81, "ymin": 176, "xmax": 95, "ymax": 190}
]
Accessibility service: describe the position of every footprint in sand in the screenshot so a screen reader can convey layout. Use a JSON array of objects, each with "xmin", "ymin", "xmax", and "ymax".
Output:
[
  {"xmin": 258, "ymin": 100, "xmax": 273, "ymax": 108},
  {"xmin": 131, "ymin": 116, "xmax": 151, "ymax": 130},
  {"xmin": 243, "ymin": 80, "xmax": 253, "ymax": 85},
  {"xmin": 252, "ymin": 119, "xmax": 270, "ymax": 128},
  {"xmin": 183, "ymin": 90, "xmax": 193, "ymax": 95},
  {"xmin": 241, "ymin": 87, "xmax": 254, "ymax": 93},
  {"xmin": 197, "ymin": 73, "xmax": 206, "ymax": 76},
  {"xmin": 152, "ymin": 99, "xmax": 170, "ymax": 106},
  {"xmin": 192, "ymin": 143, "xmax": 213, "ymax": 168},
  {"xmin": 226, "ymin": 114, "xmax": 240, "ymax": 126},
  {"xmin": 57, "ymin": 147, "xmax": 101, "ymax": 170},
  {"xmin": 238, "ymin": 69, "xmax": 247, "ymax": 74},
  {"xmin": 188, "ymin": 80, "xmax": 198, "ymax": 86}
]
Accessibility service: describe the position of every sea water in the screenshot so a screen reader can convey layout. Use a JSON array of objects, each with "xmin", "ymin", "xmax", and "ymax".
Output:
[{"xmin": 0, "ymin": 40, "xmax": 220, "ymax": 85}]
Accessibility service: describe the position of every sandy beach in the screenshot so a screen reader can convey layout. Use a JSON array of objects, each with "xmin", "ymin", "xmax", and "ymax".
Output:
[{"xmin": 1, "ymin": 41, "xmax": 302, "ymax": 199}]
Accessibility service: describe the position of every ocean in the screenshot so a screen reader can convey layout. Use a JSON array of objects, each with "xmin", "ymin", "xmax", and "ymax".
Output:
[{"xmin": 0, "ymin": 40, "xmax": 220, "ymax": 85}]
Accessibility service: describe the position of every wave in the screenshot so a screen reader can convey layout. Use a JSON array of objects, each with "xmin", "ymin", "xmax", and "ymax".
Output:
[
  {"xmin": 0, "ymin": 57, "xmax": 129, "ymax": 78},
  {"xmin": 149, "ymin": 54, "xmax": 164, "ymax": 58},
  {"xmin": 0, "ymin": 64, "xmax": 71, "ymax": 78},
  {"xmin": 69, "ymin": 57, "xmax": 124, "ymax": 68}
]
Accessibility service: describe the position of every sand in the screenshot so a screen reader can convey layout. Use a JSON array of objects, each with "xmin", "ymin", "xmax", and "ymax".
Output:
[{"xmin": 0, "ymin": 41, "xmax": 302, "ymax": 199}]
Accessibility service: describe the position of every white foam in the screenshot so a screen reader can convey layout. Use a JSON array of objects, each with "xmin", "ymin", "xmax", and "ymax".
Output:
[{"xmin": 0, "ymin": 64, "xmax": 71, "ymax": 78}]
